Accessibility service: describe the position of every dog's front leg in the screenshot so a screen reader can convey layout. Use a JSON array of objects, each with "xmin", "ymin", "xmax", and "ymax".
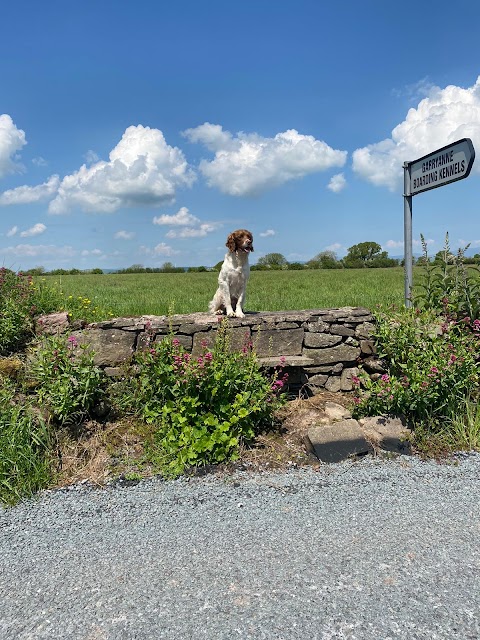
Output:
[
  {"xmin": 234, "ymin": 283, "xmax": 246, "ymax": 318},
  {"xmin": 219, "ymin": 281, "xmax": 235, "ymax": 316}
]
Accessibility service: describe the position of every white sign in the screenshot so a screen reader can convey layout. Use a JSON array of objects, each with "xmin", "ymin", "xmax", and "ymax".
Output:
[{"xmin": 408, "ymin": 138, "xmax": 475, "ymax": 196}]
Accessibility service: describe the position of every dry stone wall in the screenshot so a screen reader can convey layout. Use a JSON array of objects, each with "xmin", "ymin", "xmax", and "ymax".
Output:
[{"xmin": 39, "ymin": 308, "xmax": 380, "ymax": 394}]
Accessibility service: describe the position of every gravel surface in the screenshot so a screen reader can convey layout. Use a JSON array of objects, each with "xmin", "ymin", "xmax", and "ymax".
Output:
[{"xmin": 1, "ymin": 453, "xmax": 480, "ymax": 640}]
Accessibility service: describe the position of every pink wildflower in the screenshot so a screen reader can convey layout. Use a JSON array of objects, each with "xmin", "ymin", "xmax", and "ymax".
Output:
[
  {"xmin": 381, "ymin": 374, "xmax": 390, "ymax": 383},
  {"xmin": 172, "ymin": 338, "xmax": 180, "ymax": 347},
  {"xmin": 67, "ymin": 335, "xmax": 78, "ymax": 348}
]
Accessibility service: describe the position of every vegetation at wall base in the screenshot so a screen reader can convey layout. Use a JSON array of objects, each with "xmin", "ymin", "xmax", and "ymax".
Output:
[
  {"xmin": 353, "ymin": 235, "xmax": 480, "ymax": 455},
  {"xmin": 116, "ymin": 323, "xmax": 288, "ymax": 478}
]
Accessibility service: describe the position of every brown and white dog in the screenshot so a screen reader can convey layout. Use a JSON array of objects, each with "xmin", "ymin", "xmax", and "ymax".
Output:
[{"xmin": 208, "ymin": 229, "xmax": 254, "ymax": 318}]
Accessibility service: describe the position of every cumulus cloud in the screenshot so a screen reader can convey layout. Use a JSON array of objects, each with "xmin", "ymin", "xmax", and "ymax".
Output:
[
  {"xmin": 325, "ymin": 243, "xmax": 343, "ymax": 252},
  {"xmin": 141, "ymin": 242, "xmax": 180, "ymax": 257},
  {"xmin": 81, "ymin": 248, "xmax": 104, "ymax": 257},
  {"xmin": 183, "ymin": 123, "xmax": 347, "ymax": 196},
  {"xmin": 0, "ymin": 114, "xmax": 26, "ymax": 179},
  {"xmin": 385, "ymin": 240, "xmax": 404, "ymax": 249},
  {"xmin": 0, "ymin": 175, "xmax": 60, "ymax": 205},
  {"xmin": 20, "ymin": 223, "xmax": 47, "ymax": 237},
  {"xmin": 153, "ymin": 206, "xmax": 200, "ymax": 226},
  {"xmin": 2, "ymin": 244, "xmax": 75, "ymax": 258},
  {"xmin": 353, "ymin": 77, "xmax": 480, "ymax": 190},
  {"xmin": 114, "ymin": 230, "xmax": 135, "ymax": 240},
  {"xmin": 46, "ymin": 125, "xmax": 195, "ymax": 214},
  {"xmin": 260, "ymin": 229, "xmax": 276, "ymax": 237},
  {"xmin": 32, "ymin": 156, "xmax": 48, "ymax": 167},
  {"xmin": 166, "ymin": 223, "xmax": 218, "ymax": 238},
  {"xmin": 6, "ymin": 225, "xmax": 18, "ymax": 237},
  {"xmin": 327, "ymin": 173, "xmax": 347, "ymax": 193}
]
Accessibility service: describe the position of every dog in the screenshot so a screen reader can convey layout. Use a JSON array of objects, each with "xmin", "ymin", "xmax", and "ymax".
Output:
[{"xmin": 208, "ymin": 229, "xmax": 254, "ymax": 318}]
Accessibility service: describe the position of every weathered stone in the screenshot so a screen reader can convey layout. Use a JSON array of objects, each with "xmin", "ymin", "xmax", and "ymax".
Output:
[
  {"xmin": 35, "ymin": 312, "xmax": 70, "ymax": 335},
  {"xmin": 192, "ymin": 327, "xmax": 251, "ymax": 356},
  {"xmin": 363, "ymin": 357, "xmax": 386, "ymax": 374},
  {"xmin": 254, "ymin": 328, "xmax": 304, "ymax": 357},
  {"xmin": 355, "ymin": 322, "xmax": 375, "ymax": 339},
  {"xmin": 325, "ymin": 376, "xmax": 342, "ymax": 392},
  {"xmin": 303, "ymin": 344, "xmax": 360, "ymax": 365},
  {"xmin": 360, "ymin": 339, "xmax": 376, "ymax": 356},
  {"xmin": 307, "ymin": 419, "xmax": 373, "ymax": 463},
  {"xmin": 276, "ymin": 322, "xmax": 301, "ymax": 329},
  {"xmin": 307, "ymin": 374, "xmax": 328, "ymax": 387},
  {"xmin": 72, "ymin": 329, "xmax": 135, "ymax": 366},
  {"xmin": 0, "ymin": 357, "xmax": 23, "ymax": 379},
  {"xmin": 156, "ymin": 334, "xmax": 192, "ymax": 350},
  {"xmin": 304, "ymin": 333, "xmax": 342, "ymax": 348},
  {"xmin": 340, "ymin": 367, "xmax": 359, "ymax": 391},
  {"xmin": 324, "ymin": 402, "xmax": 352, "ymax": 421},
  {"xmin": 305, "ymin": 320, "xmax": 329, "ymax": 333},
  {"xmin": 359, "ymin": 416, "xmax": 412, "ymax": 454},
  {"xmin": 259, "ymin": 355, "xmax": 314, "ymax": 367},
  {"xmin": 305, "ymin": 365, "xmax": 335, "ymax": 374},
  {"xmin": 330, "ymin": 324, "xmax": 355, "ymax": 337},
  {"xmin": 332, "ymin": 363, "xmax": 344, "ymax": 374},
  {"xmin": 179, "ymin": 322, "xmax": 212, "ymax": 335}
]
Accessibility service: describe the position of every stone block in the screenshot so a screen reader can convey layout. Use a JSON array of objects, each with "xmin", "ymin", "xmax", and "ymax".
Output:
[
  {"xmin": 192, "ymin": 327, "xmax": 251, "ymax": 356},
  {"xmin": 304, "ymin": 333, "xmax": 342, "ymax": 348},
  {"xmin": 355, "ymin": 322, "xmax": 375, "ymax": 339},
  {"xmin": 303, "ymin": 344, "xmax": 360, "ymax": 365},
  {"xmin": 360, "ymin": 340, "xmax": 376, "ymax": 356},
  {"xmin": 330, "ymin": 324, "xmax": 355, "ymax": 337},
  {"xmin": 253, "ymin": 328, "xmax": 304, "ymax": 357},
  {"xmin": 73, "ymin": 329, "xmax": 135, "ymax": 366},
  {"xmin": 340, "ymin": 367, "xmax": 359, "ymax": 391},
  {"xmin": 359, "ymin": 416, "xmax": 412, "ymax": 454},
  {"xmin": 307, "ymin": 419, "xmax": 373, "ymax": 463},
  {"xmin": 325, "ymin": 376, "xmax": 342, "ymax": 392}
]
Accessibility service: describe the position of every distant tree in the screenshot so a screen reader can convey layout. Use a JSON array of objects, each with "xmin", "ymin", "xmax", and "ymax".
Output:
[
  {"xmin": 90, "ymin": 268, "xmax": 104, "ymax": 274},
  {"xmin": 307, "ymin": 250, "xmax": 340, "ymax": 269},
  {"xmin": 256, "ymin": 253, "xmax": 288, "ymax": 269},
  {"xmin": 287, "ymin": 262, "xmax": 305, "ymax": 270},
  {"xmin": 23, "ymin": 266, "xmax": 45, "ymax": 276},
  {"xmin": 342, "ymin": 242, "xmax": 396, "ymax": 268},
  {"xmin": 213, "ymin": 261, "xmax": 224, "ymax": 272}
]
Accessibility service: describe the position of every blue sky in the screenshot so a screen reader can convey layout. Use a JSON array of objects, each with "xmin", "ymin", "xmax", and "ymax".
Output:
[{"xmin": 2, "ymin": 0, "xmax": 480, "ymax": 270}]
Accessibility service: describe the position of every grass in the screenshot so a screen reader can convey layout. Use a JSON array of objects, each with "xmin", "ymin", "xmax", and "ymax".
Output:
[{"xmin": 47, "ymin": 267, "xmax": 407, "ymax": 317}]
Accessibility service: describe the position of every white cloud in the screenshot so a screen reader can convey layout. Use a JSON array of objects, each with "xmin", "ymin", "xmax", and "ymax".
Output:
[
  {"xmin": 46, "ymin": 125, "xmax": 195, "ymax": 214},
  {"xmin": 325, "ymin": 243, "xmax": 343, "ymax": 252},
  {"xmin": 114, "ymin": 230, "xmax": 135, "ymax": 240},
  {"xmin": 353, "ymin": 77, "xmax": 480, "ymax": 190},
  {"xmin": 183, "ymin": 123, "xmax": 347, "ymax": 196},
  {"xmin": 0, "ymin": 175, "xmax": 60, "ymax": 205},
  {"xmin": 0, "ymin": 114, "xmax": 26, "ymax": 179},
  {"xmin": 2, "ymin": 244, "xmax": 76, "ymax": 258},
  {"xmin": 84, "ymin": 150, "xmax": 100, "ymax": 164},
  {"xmin": 6, "ymin": 225, "xmax": 18, "ymax": 237},
  {"xmin": 81, "ymin": 248, "xmax": 104, "ymax": 257},
  {"xmin": 260, "ymin": 229, "xmax": 275, "ymax": 237},
  {"xmin": 166, "ymin": 223, "xmax": 218, "ymax": 238},
  {"xmin": 32, "ymin": 156, "xmax": 48, "ymax": 167},
  {"xmin": 20, "ymin": 223, "xmax": 47, "ymax": 237},
  {"xmin": 153, "ymin": 206, "xmax": 199, "ymax": 226},
  {"xmin": 141, "ymin": 243, "xmax": 180, "ymax": 257},
  {"xmin": 385, "ymin": 239, "xmax": 404, "ymax": 249},
  {"xmin": 327, "ymin": 173, "xmax": 347, "ymax": 193}
]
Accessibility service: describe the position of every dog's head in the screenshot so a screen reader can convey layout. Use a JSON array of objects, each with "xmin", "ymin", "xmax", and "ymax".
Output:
[{"xmin": 226, "ymin": 229, "xmax": 254, "ymax": 254}]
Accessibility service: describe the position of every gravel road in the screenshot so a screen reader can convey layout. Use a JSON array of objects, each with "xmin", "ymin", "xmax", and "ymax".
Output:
[{"xmin": 1, "ymin": 453, "xmax": 480, "ymax": 640}]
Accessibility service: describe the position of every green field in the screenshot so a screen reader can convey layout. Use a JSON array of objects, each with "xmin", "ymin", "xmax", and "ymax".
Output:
[{"xmin": 50, "ymin": 267, "xmax": 409, "ymax": 318}]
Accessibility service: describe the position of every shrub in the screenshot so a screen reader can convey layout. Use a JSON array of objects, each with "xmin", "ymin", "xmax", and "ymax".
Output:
[
  {"xmin": 353, "ymin": 306, "xmax": 479, "ymax": 429},
  {"xmin": 120, "ymin": 324, "xmax": 288, "ymax": 476},
  {"xmin": 0, "ymin": 380, "xmax": 53, "ymax": 506},
  {"xmin": 29, "ymin": 334, "xmax": 106, "ymax": 425}
]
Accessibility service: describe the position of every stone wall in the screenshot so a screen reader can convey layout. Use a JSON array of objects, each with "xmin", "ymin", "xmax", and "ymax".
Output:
[{"xmin": 40, "ymin": 308, "xmax": 380, "ymax": 394}]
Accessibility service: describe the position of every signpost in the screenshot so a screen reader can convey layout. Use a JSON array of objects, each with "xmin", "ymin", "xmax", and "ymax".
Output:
[{"xmin": 403, "ymin": 138, "xmax": 475, "ymax": 306}]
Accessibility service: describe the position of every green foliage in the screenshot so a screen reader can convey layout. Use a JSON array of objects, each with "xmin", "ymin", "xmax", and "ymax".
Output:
[
  {"xmin": 256, "ymin": 253, "xmax": 288, "ymax": 268},
  {"xmin": 413, "ymin": 233, "xmax": 480, "ymax": 320},
  {"xmin": 353, "ymin": 306, "xmax": 479, "ymax": 429},
  {"xmin": 29, "ymin": 335, "xmax": 106, "ymax": 425},
  {"xmin": 0, "ymin": 380, "xmax": 53, "ymax": 506},
  {"xmin": 120, "ymin": 325, "xmax": 287, "ymax": 476}
]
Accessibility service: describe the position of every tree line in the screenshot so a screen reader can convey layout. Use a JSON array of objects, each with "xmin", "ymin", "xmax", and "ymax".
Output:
[{"xmin": 15, "ymin": 241, "xmax": 480, "ymax": 276}]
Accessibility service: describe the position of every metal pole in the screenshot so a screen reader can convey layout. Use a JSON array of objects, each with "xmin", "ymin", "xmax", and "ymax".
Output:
[{"xmin": 403, "ymin": 162, "xmax": 413, "ymax": 307}]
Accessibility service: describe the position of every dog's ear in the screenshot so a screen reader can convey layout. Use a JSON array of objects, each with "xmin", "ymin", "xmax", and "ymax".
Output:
[{"xmin": 226, "ymin": 233, "xmax": 236, "ymax": 252}]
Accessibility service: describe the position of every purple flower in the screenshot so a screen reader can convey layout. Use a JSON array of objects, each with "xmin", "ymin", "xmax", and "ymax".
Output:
[
  {"xmin": 381, "ymin": 374, "xmax": 390, "ymax": 383},
  {"xmin": 67, "ymin": 335, "xmax": 78, "ymax": 348}
]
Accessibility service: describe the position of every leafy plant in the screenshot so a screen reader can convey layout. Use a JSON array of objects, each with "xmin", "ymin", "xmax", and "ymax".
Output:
[
  {"xmin": 353, "ymin": 306, "xmax": 479, "ymax": 430},
  {"xmin": 120, "ymin": 324, "xmax": 287, "ymax": 476},
  {"xmin": 0, "ymin": 380, "xmax": 53, "ymax": 506},
  {"xmin": 29, "ymin": 334, "xmax": 106, "ymax": 425},
  {"xmin": 413, "ymin": 233, "xmax": 480, "ymax": 320}
]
